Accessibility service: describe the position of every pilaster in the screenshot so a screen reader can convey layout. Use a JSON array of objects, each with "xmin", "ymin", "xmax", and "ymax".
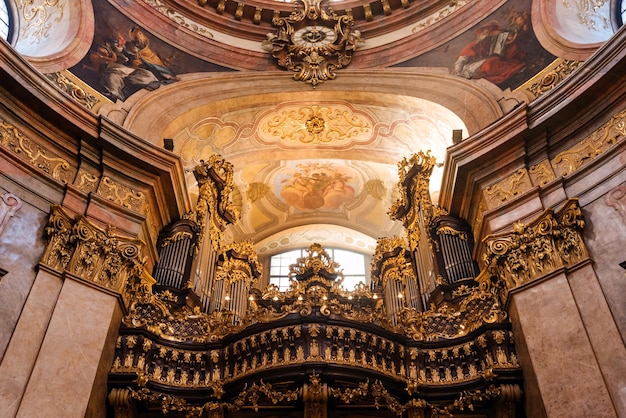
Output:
[
  {"xmin": 479, "ymin": 200, "xmax": 625, "ymax": 417},
  {"xmin": 7, "ymin": 205, "xmax": 150, "ymax": 418}
]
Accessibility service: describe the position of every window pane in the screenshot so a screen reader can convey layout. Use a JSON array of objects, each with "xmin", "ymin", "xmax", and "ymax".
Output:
[
  {"xmin": 0, "ymin": 0, "xmax": 9, "ymax": 40},
  {"xmin": 333, "ymin": 249, "xmax": 365, "ymax": 274},
  {"xmin": 269, "ymin": 247, "xmax": 368, "ymax": 291},
  {"xmin": 341, "ymin": 275, "xmax": 366, "ymax": 290}
]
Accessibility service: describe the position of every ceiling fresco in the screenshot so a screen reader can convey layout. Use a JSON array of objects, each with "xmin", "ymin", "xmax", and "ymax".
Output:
[
  {"xmin": 166, "ymin": 94, "xmax": 461, "ymax": 249},
  {"xmin": 394, "ymin": 0, "xmax": 556, "ymax": 91},
  {"xmin": 22, "ymin": 0, "xmax": 610, "ymax": 257}
]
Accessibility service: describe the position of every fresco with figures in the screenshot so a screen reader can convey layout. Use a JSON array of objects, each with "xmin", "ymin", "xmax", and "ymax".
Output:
[
  {"xmin": 395, "ymin": 0, "xmax": 555, "ymax": 90},
  {"xmin": 70, "ymin": 0, "xmax": 555, "ymax": 100},
  {"xmin": 276, "ymin": 161, "xmax": 361, "ymax": 212},
  {"xmin": 70, "ymin": 0, "xmax": 231, "ymax": 102}
]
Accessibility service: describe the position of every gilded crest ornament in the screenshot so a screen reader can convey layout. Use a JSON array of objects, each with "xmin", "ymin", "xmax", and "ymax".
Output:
[{"xmin": 262, "ymin": 0, "xmax": 363, "ymax": 86}]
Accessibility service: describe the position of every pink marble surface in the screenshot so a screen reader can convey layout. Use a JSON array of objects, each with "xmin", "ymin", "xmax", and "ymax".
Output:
[
  {"xmin": 510, "ymin": 274, "xmax": 617, "ymax": 417},
  {"xmin": 568, "ymin": 264, "xmax": 626, "ymax": 417},
  {"xmin": 16, "ymin": 279, "xmax": 120, "ymax": 418},
  {"xmin": 0, "ymin": 269, "xmax": 63, "ymax": 417},
  {"xmin": 0, "ymin": 188, "xmax": 49, "ymax": 360}
]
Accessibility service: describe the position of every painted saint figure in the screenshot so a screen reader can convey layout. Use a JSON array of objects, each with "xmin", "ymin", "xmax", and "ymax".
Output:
[
  {"xmin": 452, "ymin": 20, "xmax": 526, "ymax": 85},
  {"xmin": 127, "ymin": 27, "xmax": 178, "ymax": 83},
  {"xmin": 83, "ymin": 32, "xmax": 160, "ymax": 101}
]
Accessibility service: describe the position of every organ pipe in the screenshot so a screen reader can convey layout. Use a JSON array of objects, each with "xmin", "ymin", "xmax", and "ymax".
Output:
[{"xmin": 388, "ymin": 151, "xmax": 479, "ymax": 310}]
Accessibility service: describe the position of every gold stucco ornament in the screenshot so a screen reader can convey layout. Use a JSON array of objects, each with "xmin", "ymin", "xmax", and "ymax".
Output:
[{"xmin": 262, "ymin": 0, "xmax": 363, "ymax": 86}]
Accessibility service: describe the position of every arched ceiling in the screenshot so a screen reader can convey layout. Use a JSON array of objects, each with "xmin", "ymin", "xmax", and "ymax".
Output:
[
  {"xmin": 6, "ymin": 0, "xmax": 618, "ymax": 256},
  {"xmin": 115, "ymin": 71, "xmax": 498, "ymax": 249}
]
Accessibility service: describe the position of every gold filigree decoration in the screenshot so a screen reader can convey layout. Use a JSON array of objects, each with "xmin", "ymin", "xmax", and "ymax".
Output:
[
  {"xmin": 478, "ymin": 199, "xmax": 588, "ymax": 302},
  {"xmin": 483, "ymin": 169, "xmax": 533, "ymax": 210},
  {"xmin": 331, "ymin": 379, "xmax": 504, "ymax": 416},
  {"xmin": 15, "ymin": 0, "xmax": 66, "ymax": 44},
  {"xmin": 436, "ymin": 226, "xmax": 467, "ymax": 240},
  {"xmin": 0, "ymin": 118, "xmax": 75, "ymax": 183},
  {"xmin": 411, "ymin": 0, "xmax": 470, "ymax": 33},
  {"xmin": 389, "ymin": 151, "xmax": 443, "ymax": 251},
  {"xmin": 45, "ymin": 71, "xmax": 103, "ymax": 110},
  {"xmin": 260, "ymin": 104, "xmax": 371, "ymax": 144},
  {"xmin": 41, "ymin": 205, "xmax": 147, "ymax": 307},
  {"xmin": 130, "ymin": 387, "xmax": 213, "ymax": 416},
  {"xmin": 184, "ymin": 155, "xmax": 239, "ymax": 251},
  {"xmin": 141, "ymin": 0, "xmax": 214, "ymax": 39},
  {"xmin": 528, "ymin": 160, "xmax": 556, "ymax": 187},
  {"xmin": 552, "ymin": 108, "xmax": 626, "ymax": 177},
  {"xmin": 74, "ymin": 168, "xmax": 100, "ymax": 193},
  {"xmin": 288, "ymin": 243, "xmax": 341, "ymax": 278},
  {"xmin": 519, "ymin": 59, "xmax": 583, "ymax": 100},
  {"xmin": 262, "ymin": 0, "xmax": 363, "ymax": 86},
  {"xmin": 561, "ymin": 0, "xmax": 610, "ymax": 31},
  {"xmin": 98, "ymin": 176, "xmax": 146, "ymax": 213},
  {"xmin": 397, "ymin": 287, "xmax": 507, "ymax": 341},
  {"xmin": 216, "ymin": 241, "xmax": 262, "ymax": 293},
  {"xmin": 372, "ymin": 236, "xmax": 407, "ymax": 267},
  {"xmin": 230, "ymin": 380, "xmax": 299, "ymax": 412}
]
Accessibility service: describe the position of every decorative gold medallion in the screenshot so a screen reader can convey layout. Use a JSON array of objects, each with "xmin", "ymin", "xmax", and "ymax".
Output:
[{"xmin": 262, "ymin": 0, "xmax": 363, "ymax": 86}]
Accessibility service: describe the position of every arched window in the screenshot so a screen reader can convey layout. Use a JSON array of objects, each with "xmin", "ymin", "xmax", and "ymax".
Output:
[
  {"xmin": 613, "ymin": 0, "xmax": 626, "ymax": 29},
  {"xmin": 269, "ymin": 248, "xmax": 369, "ymax": 291},
  {"xmin": 0, "ymin": 0, "xmax": 11, "ymax": 41}
]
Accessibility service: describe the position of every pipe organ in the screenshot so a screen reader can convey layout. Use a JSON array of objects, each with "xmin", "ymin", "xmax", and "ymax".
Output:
[
  {"xmin": 431, "ymin": 216, "xmax": 478, "ymax": 284},
  {"xmin": 151, "ymin": 219, "xmax": 197, "ymax": 290},
  {"xmin": 151, "ymin": 155, "xmax": 239, "ymax": 311},
  {"xmin": 110, "ymin": 154, "xmax": 523, "ymax": 417},
  {"xmin": 210, "ymin": 241, "xmax": 261, "ymax": 322},
  {"xmin": 389, "ymin": 151, "xmax": 479, "ymax": 311},
  {"xmin": 371, "ymin": 236, "xmax": 421, "ymax": 324}
]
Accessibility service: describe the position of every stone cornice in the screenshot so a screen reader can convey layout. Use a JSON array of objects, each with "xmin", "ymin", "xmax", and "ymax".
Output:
[
  {"xmin": 0, "ymin": 39, "xmax": 99, "ymax": 143},
  {"xmin": 440, "ymin": 105, "xmax": 528, "ymax": 219},
  {"xmin": 98, "ymin": 117, "xmax": 193, "ymax": 220},
  {"xmin": 527, "ymin": 24, "xmax": 626, "ymax": 133}
]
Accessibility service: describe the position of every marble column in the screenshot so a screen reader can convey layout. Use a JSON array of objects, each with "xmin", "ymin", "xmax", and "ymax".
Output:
[
  {"xmin": 16, "ymin": 278, "xmax": 123, "ymax": 418},
  {"xmin": 508, "ymin": 272, "xmax": 618, "ymax": 417},
  {"xmin": 0, "ymin": 266, "xmax": 63, "ymax": 417}
]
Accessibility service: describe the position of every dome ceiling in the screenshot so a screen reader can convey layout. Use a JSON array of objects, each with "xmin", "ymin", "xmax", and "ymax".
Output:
[{"xmin": 9, "ymin": 0, "xmax": 617, "ymax": 256}]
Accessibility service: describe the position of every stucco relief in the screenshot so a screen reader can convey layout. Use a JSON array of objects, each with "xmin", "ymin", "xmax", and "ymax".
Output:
[
  {"xmin": 606, "ymin": 184, "xmax": 626, "ymax": 225},
  {"xmin": 257, "ymin": 102, "xmax": 373, "ymax": 146},
  {"xmin": 15, "ymin": 0, "xmax": 67, "ymax": 46},
  {"xmin": 0, "ymin": 193, "xmax": 22, "ymax": 237}
]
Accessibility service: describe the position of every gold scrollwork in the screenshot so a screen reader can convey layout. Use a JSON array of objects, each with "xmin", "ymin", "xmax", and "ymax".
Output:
[
  {"xmin": 45, "ymin": 71, "xmax": 103, "ymax": 110},
  {"xmin": 261, "ymin": 105, "xmax": 370, "ymax": 144},
  {"xmin": 389, "ymin": 151, "xmax": 443, "ymax": 251},
  {"xmin": 185, "ymin": 155, "xmax": 239, "ymax": 252},
  {"xmin": 478, "ymin": 199, "xmax": 588, "ymax": 301},
  {"xmin": 519, "ymin": 59, "xmax": 583, "ymax": 100},
  {"xmin": 552, "ymin": 108, "xmax": 626, "ymax": 177},
  {"xmin": 0, "ymin": 118, "xmax": 75, "ymax": 183},
  {"xmin": 528, "ymin": 159, "xmax": 556, "ymax": 187},
  {"xmin": 263, "ymin": 0, "xmax": 363, "ymax": 86},
  {"xmin": 97, "ymin": 176, "xmax": 146, "ymax": 213},
  {"xmin": 483, "ymin": 169, "xmax": 533, "ymax": 210},
  {"xmin": 41, "ymin": 205, "xmax": 147, "ymax": 305},
  {"xmin": 74, "ymin": 168, "xmax": 100, "ymax": 193}
]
